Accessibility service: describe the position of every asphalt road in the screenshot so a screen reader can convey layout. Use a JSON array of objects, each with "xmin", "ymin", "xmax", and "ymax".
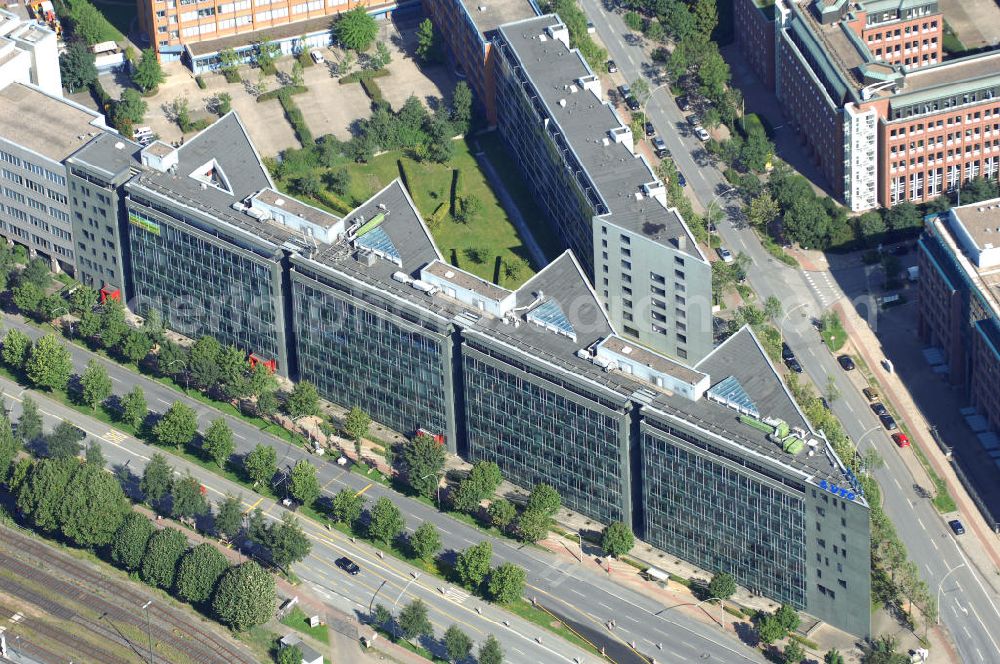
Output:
[
  {"xmin": 578, "ymin": 4, "xmax": 1000, "ymax": 661},
  {"xmin": 1, "ymin": 315, "xmax": 763, "ymax": 664}
]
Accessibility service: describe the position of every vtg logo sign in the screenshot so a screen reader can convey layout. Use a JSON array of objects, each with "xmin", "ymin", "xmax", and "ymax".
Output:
[{"xmin": 819, "ymin": 479, "xmax": 856, "ymax": 502}]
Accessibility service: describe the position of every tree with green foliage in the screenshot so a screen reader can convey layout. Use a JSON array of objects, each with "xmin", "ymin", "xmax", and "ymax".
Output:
[
  {"xmin": 69, "ymin": 285, "xmax": 98, "ymax": 314},
  {"xmin": 214, "ymin": 493, "xmax": 243, "ymax": 540},
  {"xmin": 133, "ymin": 48, "xmax": 165, "ymax": 92},
  {"xmin": 398, "ymin": 598, "xmax": 432, "ymax": 642},
  {"xmin": 218, "ymin": 47, "xmax": 241, "ymax": 75},
  {"xmin": 600, "ymin": 522, "xmax": 635, "ymax": 558},
  {"xmin": 857, "ymin": 210, "xmax": 886, "ymax": 244},
  {"xmin": 862, "ymin": 635, "xmax": 908, "ymax": 664},
  {"xmin": 368, "ymin": 496, "xmax": 405, "ymax": 545},
  {"xmin": 120, "ymin": 329, "xmax": 154, "ymax": 364},
  {"xmin": 373, "ymin": 40, "xmax": 392, "ymax": 69},
  {"xmin": 486, "ymin": 562, "xmax": 525, "ymax": 604},
  {"xmin": 708, "ymin": 571, "xmax": 737, "ymax": 600},
  {"xmin": 8, "ymin": 457, "xmax": 31, "ymax": 493},
  {"xmin": 276, "ymin": 645, "xmax": 302, "ymax": 664},
  {"xmin": 119, "ymin": 386, "xmax": 148, "ymax": 430},
  {"xmin": 526, "ymin": 483, "xmax": 561, "ymax": 517},
  {"xmin": 443, "ymin": 624, "xmax": 472, "ymax": 662},
  {"xmin": 111, "ymin": 88, "xmax": 147, "ymax": 130},
  {"xmin": 455, "ymin": 541, "xmax": 492, "ymax": 589},
  {"xmin": 783, "ymin": 640, "xmax": 805, "ymax": 664},
  {"xmin": 25, "ymin": 334, "xmax": 73, "ymax": 391},
  {"xmin": 216, "ymin": 345, "xmax": 248, "ymax": 400},
  {"xmin": 409, "ymin": 522, "xmax": 441, "ymax": 561},
  {"xmin": 175, "ymin": 543, "xmax": 230, "ymax": 604},
  {"xmin": 153, "ymin": 402, "xmax": 198, "ymax": 449},
  {"xmin": 211, "ymin": 561, "xmax": 276, "ymax": 631},
  {"xmin": 824, "ymin": 649, "xmax": 845, "ymax": 664},
  {"xmin": 402, "ymin": 433, "xmax": 445, "ymax": 499},
  {"xmin": 264, "ymin": 513, "xmax": 312, "ymax": 570},
  {"xmin": 45, "ymin": 421, "xmax": 85, "ymax": 459},
  {"xmin": 253, "ymin": 39, "xmax": 279, "ymax": 71},
  {"xmin": 16, "ymin": 396, "xmax": 42, "ymax": 445},
  {"xmin": 0, "ymin": 413, "xmax": 19, "ymax": 481},
  {"xmin": 57, "ymin": 462, "xmax": 130, "ymax": 547},
  {"xmin": 243, "ymin": 443, "xmax": 277, "ymax": 487},
  {"xmin": 479, "ymin": 634, "xmax": 504, "ymax": 664},
  {"xmin": 451, "ymin": 478, "xmax": 485, "ymax": 513},
  {"xmin": 80, "ymin": 360, "xmax": 112, "ymax": 410},
  {"xmin": 372, "ymin": 603, "xmax": 392, "ymax": 629},
  {"xmin": 756, "ymin": 614, "xmax": 785, "ymax": 645},
  {"xmin": 140, "ymin": 527, "xmax": 189, "ymax": 589},
  {"xmin": 16, "ymin": 457, "xmax": 77, "ymax": 534},
  {"xmin": 157, "ymin": 339, "xmax": 188, "ymax": 379},
  {"xmin": 330, "ymin": 487, "xmax": 366, "ymax": 525},
  {"xmin": 202, "ymin": 418, "xmax": 235, "ymax": 467},
  {"xmin": 885, "ymin": 200, "xmax": 922, "ymax": 231},
  {"xmin": 141, "ymin": 453, "xmax": 174, "ymax": 505},
  {"xmin": 96, "ymin": 301, "xmax": 129, "ymax": 349},
  {"xmin": 426, "ymin": 114, "xmax": 456, "ymax": 163},
  {"xmin": 467, "ymin": 460, "xmax": 502, "ymax": 498},
  {"xmin": 172, "ymin": 473, "xmax": 209, "ymax": 521},
  {"xmin": 110, "ymin": 511, "xmax": 155, "ymax": 571},
  {"xmin": 19, "ymin": 258, "xmax": 50, "ymax": 288},
  {"xmin": 451, "ymin": 81, "xmax": 472, "ymax": 134},
  {"xmin": 188, "ymin": 336, "xmax": 222, "ymax": 389},
  {"xmin": 775, "ymin": 603, "xmax": 800, "ymax": 633},
  {"xmin": 487, "ymin": 498, "xmax": 516, "ymax": 531},
  {"xmin": 783, "ymin": 196, "xmax": 831, "ymax": 249},
  {"xmin": 416, "ymin": 18, "xmax": 440, "ymax": 63},
  {"xmin": 289, "ymin": 459, "xmax": 320, "ymax": 506},
  {"xmin": 343, "ymin": 405, "xmax": 370, "ymax": 461},
  {"xmin": 59, "ymin": 41, "xmax": 98, "ymax": 92},
  {"xmin": 515, "ymin": 508, "xmax": 550, "ymax": 543},
  {"xmin": 2, "ymin": 328, "xmax": 31, "ymax": 369},
  {"xmin": 286, "ymin": 380, "xmax": 319, "ymax": 418},
  {"xmin": 12, "ymin": 283, "xmax": 44, "ymax": 317},
  {"xmin": 335, "ymin": 6, "xmax": 378, "ymax": 51}
]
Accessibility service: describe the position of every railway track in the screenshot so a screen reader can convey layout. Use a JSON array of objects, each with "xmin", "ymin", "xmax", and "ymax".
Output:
[
  {"xmin": 0, "ymin": 525, "xmax": 257, "ymax": 664},
  {"xmin": 0, "ymin": 595, "xmax": 132, "ymax": 664}
]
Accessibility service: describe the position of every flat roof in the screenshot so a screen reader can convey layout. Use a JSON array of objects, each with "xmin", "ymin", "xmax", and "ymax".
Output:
[
  {"xmin": 187, "ymin": 12, "xmax": 343, "ymax": 56},
  {"xmin": 68, "ymin": 132, "xmax": 142, "ymax": 179},
  {"xmin": 255, "ymin": 188, "xmax": 342, "ymax": 229},
  {"xmin": 496, "ymin": 16, "xmax": 703, "ymax": 259},
  {"xmin": 599, "ymin": 335, "xmax": 706, "ymax": 386},
  {"xmin": 464, "ymin": 0, "xmax": 538, "ymax": 35},
  {"xmin": 0, "ymin": 82, "xmax": 107, "ymax": 162},
  {"xmin": 424, "ymin": 260, "xmax": 511, "ymax": 301},
  {"xmin": 951, "ymin": 197, "xmax": 1000, "ymax": 250}
]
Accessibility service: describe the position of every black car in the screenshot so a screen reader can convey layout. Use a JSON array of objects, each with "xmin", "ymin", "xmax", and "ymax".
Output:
[
  {"xmin": 607, "ymin": 59, "xmax": 618, "ymax": 73},
  {"xmin": 784, "ymin": 357, "xmax": 803, "ymax": 373},
  {"xmin": 879, "ymin": 413, "xmax": 897, "ymax": 431},
  {"xmin": 652, "ymin": 137, "xmax": 668, "ymax": 158},
  {"xmin": 626, "ymin": 96, "xmax": 640, "ymax": 111},
  {"xmin": 781, "ymin": 342, "xmax": 795, "ymax": 361},
  {"xmin": 948, "ymin": 519, "xmax": 965, "ymax": 535},
  {"xmin": 677, "ymin": 95, "xmax": 690, "ymax": 112},
  {"xmin": 838, "ymin": 355, "xmax": 855, "ymax": 371},
  {"xmin": 617, "ymin": 84, "xmax": 631, "ymax": 99},
  {"xmin": 335, "ymin": 557, "xmax": 360, "ymax": 575},
  {"xmin": 820, "ymin": 397, "xmax": 830, "ymax": 410},
  {"xmin": 871, "ymin": 402, "xmax": 888, "ymax": 416},
  {"xmin": 645, "ymin": 121, "xmax": 655, "ymax": 137},
  {"xmin": 676, "ymin": 172, "xmax": 686, "ymax": 187}
]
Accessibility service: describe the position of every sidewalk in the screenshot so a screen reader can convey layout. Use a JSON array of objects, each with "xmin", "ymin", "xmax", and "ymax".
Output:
[{"xmin": 834, "ymin": 300, "xmax": 1000, "ymax": 586}]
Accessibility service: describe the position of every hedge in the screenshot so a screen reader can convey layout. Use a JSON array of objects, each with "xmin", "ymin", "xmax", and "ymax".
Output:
[
  {"xmin": 338, "ymin": 68, "xmax": 390, "ymax": 85},
  {"xmin": 450, "ymin": 169, "xmax": 463, "ymax": 215},
  {"xmin": 311, "ymin": 189, "xmax": 353, "ymax": 215},
  {"xmin": 223, "ymin": 69, "xmax": 242, "ymax": 83},
  {"xmin": 195, "ymin": 75, "xmax": 207, "ymax": 90},
  {"xmin": 431, "ymin": 202, "xmax": 448, "ymax": 225},
  {"xmin": 297, "ymin": 50, "xmax": 314, "ymax": 68},
  {"xmin": 256, "ymin": 85, "xmax": 308, "ymax": 103},
  {"xmin": 359, "ymin": 77, "xmax": 384, "ymax": 105},
  {"xmin": 278, "ymin": 93, "xmax": 314, "ymax": 147}
]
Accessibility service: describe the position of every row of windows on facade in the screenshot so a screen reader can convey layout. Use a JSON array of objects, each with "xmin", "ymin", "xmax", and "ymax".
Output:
[
  {"xmin": 864, "ymin": 19, "xmax": 938, "ymax": 41},
  {"xmin": 2, "ymin": 187, "xmax": 69, "ymax": 223},
  {"xmin": 889, "ymin": 110, "xmax": 1000, "ymax": 138},
  {"xmin": 890, "ymin": 126, "xmax": 1000, "ymax": 154},
  {"xmin": 0, "ymin": 150, "xmax": 66, "ymax": 186},
  {"xmin": 889, "ymin": 163, "xmax": 999, "ymax": 203},
  {"xmin": 891, "ymin": 89, "xmax": 998, "ymax": 122},
  {"xmin": 889, "ymin": 151, "xmax": 1000, "ymax": 174},
  {"xmin": 864, "ymin": 2, "xmax": 935, "ymax": 26},
  {"xmin": 2, "ymin": 170, "xmax": 67, "ymax": 205},
  {"xmin": 0, "ymin": 220, "xmax": 73, "ymax": 259},
  {"xmin": 0, "ymin": 203, "xmax": 72, "ymax": 241}
]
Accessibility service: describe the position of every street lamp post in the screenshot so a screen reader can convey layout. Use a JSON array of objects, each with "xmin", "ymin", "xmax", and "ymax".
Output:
[
  {"xmin": 707, "ymin": 186, "xmax": 736, "ymax": 243},
  {"xmin": 390, "ymin": 572, "xmax": 422, "ymax": 639},
  {"xmin": 142, "ymin": 600, "xmax": 154, "ymax": 664},
  {"xmin": 936, "ymin": 564, "xmax": 965, "ymax": 624},
  {"xmin": 368, "ymin": 579, "xmax": 387, "ymax": 616},
  {"xmin": 418, "ymin": 473, "xmax": 441, "ymax": 507}
]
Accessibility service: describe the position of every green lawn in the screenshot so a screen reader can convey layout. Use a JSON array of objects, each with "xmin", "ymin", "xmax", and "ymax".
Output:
[
  {"xmin": 279, "ymin": 606, "xmax": 329, "ymax": 645},
  {"xmin": 343, "ymin": 139, "xmax": 537, "ymax": 288},
  {"xmin": 90, "ymin": 0, "xmax": 132, "ymax": 41}
]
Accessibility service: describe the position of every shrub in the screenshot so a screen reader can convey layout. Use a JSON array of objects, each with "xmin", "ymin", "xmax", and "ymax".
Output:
[
  {"xmin": 359, "ymin": 77, "xmax": 385, "ymax": 105},
  {"xmin": 297, "ymin": 50, "xmax": 314, "ymax": 68},
  {"xmin": 337, "ymin": 68, "xmax": 390, "ymax": 85},
  {"xmin": 278, "ymin": 93, "xmax": 314, "ymax": 146},
  {"xmin": 223, "ymin": 69, "xmax": 242, "ymax": 83},
  {"xmin": 195, "ymin": 75, "xmax": 207, "ymax": 89},
  {"xmin": 256, "ymin": 85, "xmax": 308, "ymax": 102}
]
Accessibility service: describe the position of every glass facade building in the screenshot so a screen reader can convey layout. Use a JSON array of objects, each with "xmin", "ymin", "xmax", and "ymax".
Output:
[
  {"xmin": 290, "ymin": 264, "xmax": 456, "ymax": 447},
  {"xmin": 124, "ymin": 195, "xmax": 288, "ymax": 371},
  {"xmin": 462, "ymin": 335, "xmax": 632, "ymax": 525}
]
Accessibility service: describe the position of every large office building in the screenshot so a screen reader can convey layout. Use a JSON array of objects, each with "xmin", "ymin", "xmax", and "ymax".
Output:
[
  {"xmin": 735, "ymin": 0, "xmax": 1000, "ymax": 211},
  {"xmin": 0, "ymin": 82, "xmax": 112, "ymax": 275},
  {"xmin": 918, "ymin": 198, "xmax": 1000, "ymax": 432},
  {"xmin": 0, "ymin": 9, "xmax": 60, "ymax": 96}
]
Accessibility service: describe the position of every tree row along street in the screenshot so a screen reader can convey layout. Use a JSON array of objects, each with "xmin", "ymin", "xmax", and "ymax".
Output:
[
  {"xmin": 577, "ymin": 2, "xmax": 1000, "ymax": 662},
  {"xmin": 0, "ymin": 313, "xmax": 763, "ymax": 663}
]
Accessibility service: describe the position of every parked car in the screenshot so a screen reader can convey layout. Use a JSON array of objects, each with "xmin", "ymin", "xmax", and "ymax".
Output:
[
  {"xmin": 686, "ymin": 114, "xmax": 700, "ymax": 127},
  {"xmin": 694, "ymin": 126, "xmax": 711, "ymax": 141},
  {"xmin": 781, "ymin": 342, "xmax": 795, "ymax": 361},
  {"xmin": 587, "ymin": 21, "xmax": 596, "ymax": 33},
  {"xmin": 645, "ymin": 121, "xmax": 655, "ymax": 137},
  {"xmin": 310, "ymin": 50, "xmax": 325, "ymax": 64},
  {"xmin": 652, "ymin": 136, "xmax": 668, "ymax": 158},
  {"xmin": 879, "ymin": 413, "xmax": 897, "ymax": 430},
  {"xmin": 871, "ymin": 402, "xmax": 888, "ymax": 416},
  {"xmin": 717, "ymin": 247, "xmax": 734, "ymax": 263},
  {"xmin": 607, "ymin": 59, "xmax": 618, "ymax": 73},
  {"xmin": 676, "ymin": 172, "xmax": 686, "ymax": 187},
  {"xmin": 838, "ymin": 355, "xmax": 855, "ymax": 371},
  {"xmin": 335, "ymin": 557, "xmax": 360, "ymax": 575},
  {"xmin": 820, "ymin": 397, "xmax": 830, "ymax": 410},
  {"xmin": 785, "ymin": 357, "xmax": 803, "ymax": 373},
  {"xmin": 948, "ymin": 519, "xmax": 965, "ymax": 535},
  {"xmin": 892, "ymin": 433, "xmax": 910, "ymax": 448},
  {"xmin": 626, "ymin": 96, "xmax": 640, "ymax": 111},
  {"xmin": 863, "ymin": 387, "xmax": 880, "ymax": 401},
  {"xmin": 617, "ymin": 84, "xmax": 631, "ymax": 99},
  {"xmin": 677, "ymin": 96, "xmax": 690, "ymax": 112}
]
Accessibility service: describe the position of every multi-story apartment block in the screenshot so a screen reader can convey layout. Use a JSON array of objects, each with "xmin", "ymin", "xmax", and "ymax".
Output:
[
  {"xmin": 735, "ymin": 0, "xmax": 1000, "ymax": 211},
  {"xmin": 918, "ymin": 198, "xmax": 1000, "ymax": 432},
  {"xmin": 492, "ymin": 15, "xmax": 712, "ymax": 362},
  {"xmin": 422, "ymin": 0, "xmax": 537, "ymax": 124},
  {"xmin": 136, "ymin": 0, "xmax": 394, "ymax": 69},
  {"xmin": 0, "ymin": 9, "xmax": 61, "ymax": 96},
  {"xmin": 0, "ymin": 82, "xmax": 112, "ymax": 274}
]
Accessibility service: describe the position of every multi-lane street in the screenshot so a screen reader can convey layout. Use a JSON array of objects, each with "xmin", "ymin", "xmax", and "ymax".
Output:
[
  {"xmin": 578, "ymin": 4, "xmax": 1000, "ymax": 661},
  {"xmin": 1, "ymin": 314, "xmax": 764, "ymax": 664}
]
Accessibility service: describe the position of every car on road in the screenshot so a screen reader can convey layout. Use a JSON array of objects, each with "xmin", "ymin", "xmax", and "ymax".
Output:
[
  {"xmin": 717, "ymin": 247, "xmax": 733, "ymax": 263},
  {"xmin": 870, "ymin": 402, "xmax": 888, "ymax": 416},
  {"xmin": 892, "ymin": 433, "xmax": 910, "ymax": 448},
  {"xmin": 310, "ymin": 50, "xmax": 325, "ymax": 64},
  {"xmin": 626, "ymin": 96, "xmax": 640, "ymax": 111},
  {"xmin": 335, "ymin": 557, "xmax": 360, "ymax": 575},
  {"xmin": 784, "ymin": 357, "xmax": 803, "ymax": 373},
  {"xmin": 645, "ymin": 121, "xmax": 655, "ymax": 137},
  {"xmin": 838, "ymin": 354, "xmax": 855, "ymax": 371},
  {"xmin": 879, "ymin": 413, "xmax": 897, "ymax": 430},
  {"xmin": 781, "ymin": 342, "xmax": 795, "ymax": 361},
  {"xmin": 863, "ymin": 386, "xmax": 880, "ymax": 401},
  {"xmin": 607, "ymin": 59, "xmax": 618, "ymax": 73},
  {"xmin": 617, "ymin": 84, "xmax": 631, "ymax": 99},
  {"xmin": 948, "ymin": 519, "xmax": 965, "ymax": 535},
  {"xmin": 652, "ymin": 136, "xmax": 668, "ymax": 158},
  {"xmin": 694, "ymin": 125, "xmax": 711, "ymax": 141}
]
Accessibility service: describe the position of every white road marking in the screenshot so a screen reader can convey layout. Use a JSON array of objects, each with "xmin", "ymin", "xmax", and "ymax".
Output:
[
  {"xmin": 893, "ymin": 478, "xmax": 903, "ymax": 490},
  {"xmin": 916, "ymin": 517, "xmax": 926, "ymax": 531},
  {"xmin": 930, "ymin": 538, "xmax": 939, "ymax": 551},
  {"xmin": 568, "ymin": 587, "xmax": 585, "ymax": 598}
]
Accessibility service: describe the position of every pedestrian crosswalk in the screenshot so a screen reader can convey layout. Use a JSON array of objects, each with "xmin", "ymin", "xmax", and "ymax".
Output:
[
  {"xmin": 102, "ymin": 429, "xmax": 128, "ymax": 444},
  {"xmin": 803, "ymin": 270, "xmax": 839, "ymax": 308},
  {"xmin": 442, "ymin": 586, "xmax": 470, "ymax": 603}
]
